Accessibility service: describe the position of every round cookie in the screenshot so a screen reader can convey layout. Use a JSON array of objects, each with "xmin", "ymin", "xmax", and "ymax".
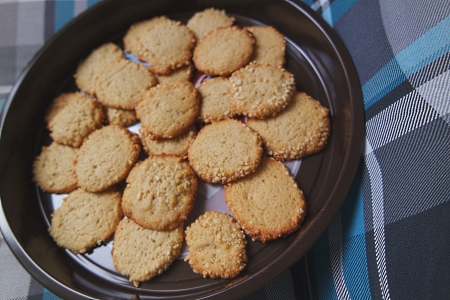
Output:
[
  {"xmin": 74, "ymin": 43, "xmax": 124, "ymax": 95},
  {"xmin": 75, "ymin": 125, "xmax": 141, "ymax": 193},
  {"xmin": 129, "ymin": 17, "xmax": 196, "ymax": 75},
  {"xmin": 136, "ymin": 80, "xmax": 200, "ymax": 139},
  {"xmin": 184, "ymin": 211, "xmax": 247, "ymax": 279},
  {"xmin": 154, "ymin": 63, "xmax": 194, "ymax": 85},
  {"xmin": 140, "ymin": 125, "xmax": 196, "ymax": 158},
  {"xmin": 247, "ymin": 91, "xmax": 330, "ymax": 160},
  {"xmin": 112, "ymin": 218, "xmax": 184, "ymax": 287},
  {"xmin": 49, "ymin": 188, "xmax": 122, "ymax": 254},
  {"xmin": 246, "ymin": 26, "xmax": 286, "ymax": 67},
  {"xmin": 187, "ymin": 119, "xmax": 263, "ymax": 184},
  {"xmin": 197, "ymin": 77, "xmax": 235, "ymax": 123},
  {"xmin": 123, "ymin": 16, "xmax": 170, "ymax": 55},
  {"xmin": 122, "ymin": 155, "xmax": 198, "ymax": 231},
  {"xmin": 33, "ymin": 141, "xmax": 78, "ymax": 194},
  {"xmin": 193, "ymin": 26, "xmax": 254, "ymax": 76},
  {"xmin": 45, "ymin": 92, "xmax": 104, "ymax": 147},
  {"xmin": 224, "ymin": 158, "xmax": 307, "ymax": 242},
  {"xmin": 187, "ymin": 8, "xmax": 235, "ymax": 41},
  {"xmin": 94, "ymin": 58, "xmax": 157, "ymax": 110},
  {"xmin": 105, "ymin": 107, "xmax": 138, "ymax": 127},
  {"xmin": 229, "ymin": 62, "xmax": 295, "ymax": 119}
]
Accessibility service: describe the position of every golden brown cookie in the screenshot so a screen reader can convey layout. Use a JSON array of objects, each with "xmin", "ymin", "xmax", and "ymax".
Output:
[
  {"xmin": 49, "ymin": 188, "xmax": 122, "ymax": 254},
  {"xmin": 104, "ymin": 107, "xmax": 138, "ymax": 127},
  {"xmin": 230, "ymin": 62, "xmax": 295, "ymax": 119},
  {"xmin": 246, "ymin": 26, "xmax": 286, "ymax": 67},
  {"xmin": 184, "ymin": 211, "xmax": 247, "ymax": 279},
  {"xmin": 75, "ymin": 125, "xmax": 141, "ymax": 193},
  {"xmin": 45, "ymin": 92, "xmax": 104, "ymax": 147},
  {"xmin": 126, "ymin": 16, "xmax": 196, "ymax": 75},
  {"xmin": 197, "ymin": 77, "xmax": 235, "ymax": 123},
  {"xmin": 247, "ymin": 91, "xmax": 330, "ymax": 160},
  {"xmin": 140, "ymin": 125, "xmax": 196, "ymax": 158},
  {"xmin": 122, "ymin": 155, "xmax": 198, "ymax": 231},
  {"xmin": 136, "ymin": 80, "xmax": 200, "ymax": 139},
  {"xmin": 154, "ymin": 63, "xmax": 194, "ymax": 85},
  {"xmin": 193, "ymin": 26, "xmax": 254, "ymax": 76},
  {"xmin": 187, "ymin": 8, "xmax": 235, "ymax": 41},
  {"xmin": 94, "ymin": 58, "xmax": 157, "ymax": 110},
  {"xmin": 32, "ymin": 141, "xmax": 78, "ymax": 194},
  {"xmin": 187, "ymin": 119, "xmax": 263, "ymax": 184},
  {"xmin": 112, "ymin": 218, "xmax": 184, "ymax": 287},
  {"xmin": 123, "ymin": 16, "xmax": 170, "ymax": 55},
  {"xmin": 74, "ymin": 43, "xmax": 124, "ymax": 95},
  {"xmin": 224, "ymin": 158, "xmax": 307, "ymax": 242}
]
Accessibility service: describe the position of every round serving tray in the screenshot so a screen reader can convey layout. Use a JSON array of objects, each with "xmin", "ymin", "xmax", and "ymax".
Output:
[{"xmin": 0, "ymin": 0, "xmax": 364, "ymax": 299}]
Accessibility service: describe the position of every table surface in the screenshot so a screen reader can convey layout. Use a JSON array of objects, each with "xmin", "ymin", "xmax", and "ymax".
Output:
[{"xmin": 1, "ymin": 0, "xmax": 449, "ymax": 299}]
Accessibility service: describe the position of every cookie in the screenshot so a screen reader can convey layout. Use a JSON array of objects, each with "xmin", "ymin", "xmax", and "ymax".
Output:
[
  {"xmin": 224, "ymin": 157, "xmax": 307, "ymax": 242},
  {"xmin": 187, "ymin": 119, "xmax": 263, "ymax": 184},
  {"xmin": 229, "ymin": 62, "xmax": 295, "ymax": 119},
  {"xmin": 197, "ymin": 77, "xmax": 235, "ymax": 123},
  {"xmin": 32, "ymin": 141, "xmax": 78, "ymax": 194},
  {"xmin": 94, "ymin": 58, "xmax": 157, "ymax": 110},
  {"xmin": 154, "ymin": 63, "xmax": 194, "ymax": 85},
  {"xmin": 122, "ymin": 155, "xmax": 198, "ymax": 231},
  {"xmin": 136, "ymin": 80, "xmax": 200, "ymax": 139},
  {"xmin": 112, "ymin": 218, "xmax": 184, "ymax": 287},
  {"xmin": 105, "ymin": 107, "xmax": 138, "ymax": 127},
  {"xmin": 140, "ymin": 125, "xmax": 196, "ymax": 158},
  {"xmin": 184, "ymin": 211, "xmax": 247, "ymax": 279},
  {"xmin": 75, "ymin": 125, "xmax": 141, "ymax": 193},
  {"xmin": 49, "ymin": 188, "xmax": 122, "ymax": 254},
  {"xmin": 74, "ymin": 43, "xmax": 124, "ymax": 95},
  {"xmin": 247, "ymin": 91, "xmax": 330, "ymax": 160},
  {"xmin": 128, "ymin": 16, "xmax": 196, "ymax": 75},
  {"xmin": 187, "ymin": 8, "xmax": 235, "ymax": 41},
  {"xmin": 193, "ymin": 26, "xmax": 254, "ymax": 76},
  {"xmin": 45, "ymin": 92, "xmax": 104, "ymax": 147},
  {"xmin": 246, "ymin": 26, "xmax": 286, "ymax": 67},
  {"xmin": 123, "ymin": 16, "xmax": 170, "ymax": 55}
]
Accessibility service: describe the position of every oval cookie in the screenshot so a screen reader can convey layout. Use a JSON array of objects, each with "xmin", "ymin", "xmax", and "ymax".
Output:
[
  {"xmin": 33, "ymin": 141, "xmax": 78, "ymax": 194},
  {"xmin": 247, "ymin": 91, "xmax": 330, "ymax": 160},
  {"xmin": 193, "ymin": 26, "xmax": 254, "ymax": 76},
  {"xmin": 123, "ymin": 16, "xmax": 170, "ymax": 55},
  {"xmin": 224, "ymin": 158, "xmax": 307, "ymax": 242},
  {"xmin": 122, "ymin": 155, "xmax": 198, "ymax": 231},
  {"xmin": 230, "ymin": 62, "xmax": 295, "ymax": 119},
  {"xmin": 140, "ymin": 125, "xmax": 196, "ymax": 158},
  {"xmin": 74, "ymin": 42, "xmax": 124, "ymax": 95},
  {"xmin": 130, "ymin": 17, "xmax": 196, "ymax": 75},
  {"xmin": 49, "ymin": 188, "xmax": 122, "ymax": 254},
  {"xmin": 112, "ymin": 218, "xmax": 184, "ymax": 287},
  {"xmin": 75, "ymin": 125, "xmax": 141, "ymax": 193},
  {"xmin": 45, "ymin": 92, "xmax": 104, "ymax": 148},
  {"xmin": 197, "ymin": 77, "xmax": 235, "ymax": 123},
  {"xmin": 136, "ymin": 80, "xmax": 200, "ymax": 139},
  {"xmin": 187, "ymin": 119, "xmax": 263, "ymax": 184},
  {"xmin": 187, "ymin": 8, "xmax": 235, "ymax": 41},
  {"xmin": 94, "ymin": 58, "xmax": 157, "ymax": 110},
  {"xmin": 184, "ymin": 211, "xmax": 247, "ymax": 279},
  {"xmin": 246, "ymin": 26, "xmax": 286, "ymax": 67}
]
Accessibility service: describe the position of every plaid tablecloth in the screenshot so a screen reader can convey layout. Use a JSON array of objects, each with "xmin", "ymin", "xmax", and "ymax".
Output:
[{"xmin": 1, "ymin": 0, "xmax": 449, "ymax": 299}]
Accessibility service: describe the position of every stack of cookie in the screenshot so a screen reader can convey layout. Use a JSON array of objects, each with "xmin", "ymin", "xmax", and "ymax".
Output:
[{"xmin": 32, "ymin": 7, "xmax": 330, "ymax": 287}]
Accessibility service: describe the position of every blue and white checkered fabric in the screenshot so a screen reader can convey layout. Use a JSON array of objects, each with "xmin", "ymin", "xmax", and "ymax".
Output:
[{"xmin": 1, "ymin": 0, "xmax": 449, "ymax": 299}]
